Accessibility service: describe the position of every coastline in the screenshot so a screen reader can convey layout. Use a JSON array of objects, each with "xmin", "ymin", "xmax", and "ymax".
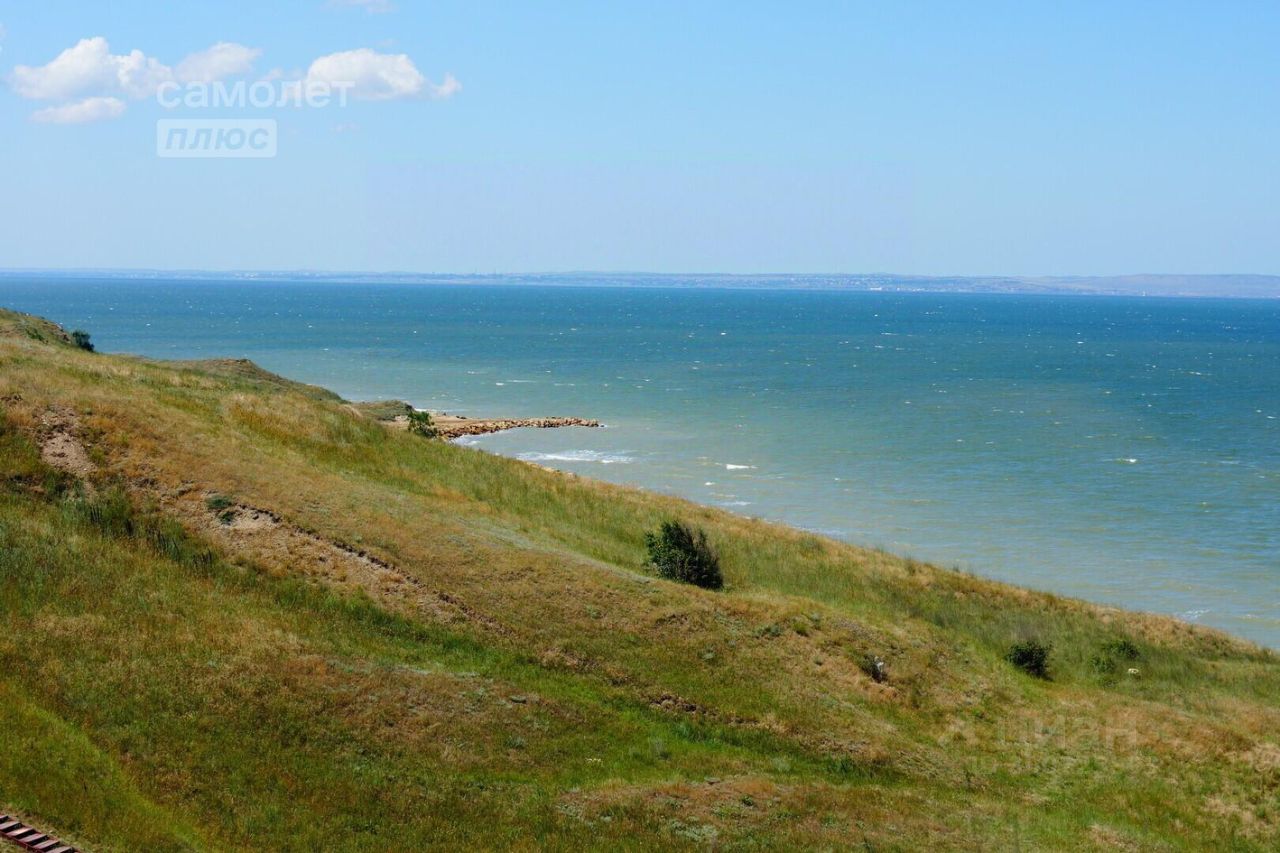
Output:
[
  {"xmin": 5, "ymin": 282, "xmax": 1276, "ymax": 648},
  {"xmin": 5, "ymin": 307, "xmax": 1279, "ymax": 849},
  {"xmin": 348, "ymin": 399, "xmax": 600, "ymax": 439},
  {"xmin": 343, "ymin": 393, "xmax": 1277, "ymax": 652},
  {"xmin": 345, "ymin": 397, "xmax": 1270, "ymax": 652},
  {"xmin": 4, "ymin": 305, "xmax": 1272, "ymax": 649}
]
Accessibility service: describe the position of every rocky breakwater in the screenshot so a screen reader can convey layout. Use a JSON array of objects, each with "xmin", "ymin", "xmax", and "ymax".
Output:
[{"xmin": 432, "ymin": 415, "xmax": 601, "ymax": 439}]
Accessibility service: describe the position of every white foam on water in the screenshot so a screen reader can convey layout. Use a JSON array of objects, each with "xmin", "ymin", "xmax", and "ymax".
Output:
[
  {"xmin": 517, "ymin": 450, "xmax": 635, "ymax": 465},
  {"xmin": 725, "ymin": 463, "xmax": 756, "ymax": 470}
]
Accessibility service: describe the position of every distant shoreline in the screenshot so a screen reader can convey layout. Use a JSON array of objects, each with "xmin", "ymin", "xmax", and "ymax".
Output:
[{"xmin": 3, "ymin": 269, "xmax": 1279, "ymax": 299}]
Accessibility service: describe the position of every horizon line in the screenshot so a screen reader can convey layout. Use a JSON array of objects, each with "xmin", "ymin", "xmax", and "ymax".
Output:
[{"xmin": 3, "ymin": 267, "xmax": 1280, "ymax": 280}]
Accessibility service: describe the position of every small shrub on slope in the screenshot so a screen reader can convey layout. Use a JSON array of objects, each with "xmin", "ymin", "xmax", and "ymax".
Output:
[
  {"xmin": 71, "ymin": 330, "xmax": 94, "ymax": 352},
  {"xmin": 406, "ymin": 409, "xmax": 439, "ymax": 438},
  {"xmin": 1005, "ymin": 639, "xmax": 1052, "ymax": 679},
  {"xmin": 645, "ymin": 520, "xmax": 723, "ymax": 590}
]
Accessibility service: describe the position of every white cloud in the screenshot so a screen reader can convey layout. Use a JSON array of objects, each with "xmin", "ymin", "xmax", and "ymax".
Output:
[
  {"xmin": 11, "ymin": 37, "xmax": 262, "ymax": 99},
  {"xmin": 10, "ymin": 37, "xmax": 137, "ymax": 100},
  {"xmin": 30, "ymin": 95, "xmax": 126, "ymax": 124},
  {"xmin": 111, "ymin": 46, "xmax": 175, "ymax": 98},
  {"xmin": 11, "ymin": 37, "xmax": 182, "ymax": 100},
  {"xmin": 9, "ymin": 37, "xmax": 446, "ymax": 126},
  {"xmin": 428, "ymin": 72, "xmax": 462, "ymax": 100},
  {"xmin": 174, "ymin": 41, "xmax": 261, "ymax": 83},
  {"xmin": 9, "ymin": 36, "xmax": 261, "ymax": 123},
  {"xmin": 306, "ymin": 48, "xmax": 457, "ymax": 101}
]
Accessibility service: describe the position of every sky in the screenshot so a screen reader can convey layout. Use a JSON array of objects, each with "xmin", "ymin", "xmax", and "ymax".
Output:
[{"xmin": 0, "ymin": 1, "xmax": 1278, "ymax": 276}]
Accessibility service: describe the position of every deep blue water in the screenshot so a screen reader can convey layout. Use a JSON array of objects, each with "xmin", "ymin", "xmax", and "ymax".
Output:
[{"xmin": 3, "ymin": 277, "xmax": 1277, "ymax": 646}]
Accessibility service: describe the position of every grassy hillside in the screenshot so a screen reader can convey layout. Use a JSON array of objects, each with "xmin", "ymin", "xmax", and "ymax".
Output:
[{"xmin": 1, "ymin": 307, "xmax": 1276, "ymax": 850}]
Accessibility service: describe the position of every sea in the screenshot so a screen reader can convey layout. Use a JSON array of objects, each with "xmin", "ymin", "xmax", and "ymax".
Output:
[{"xmin": 3, "ymin": 275, "xmax": 1276, "ymax": 647}]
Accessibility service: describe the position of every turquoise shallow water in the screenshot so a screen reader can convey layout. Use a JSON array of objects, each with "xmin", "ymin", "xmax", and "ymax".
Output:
[{"xmin": 3, "ymin": 277, "xmax": 1277, "ymax": 647}]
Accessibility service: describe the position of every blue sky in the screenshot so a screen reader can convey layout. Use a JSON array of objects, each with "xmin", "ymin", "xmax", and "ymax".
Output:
[{"xmin": 1, "ymin": 1, "xmax": 1278, "ymax": 275}]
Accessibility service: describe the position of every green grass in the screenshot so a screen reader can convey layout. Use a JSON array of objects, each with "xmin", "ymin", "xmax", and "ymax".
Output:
[{"xmin": 1, "ymin": 307, "xmax": 1278, "ymax": 850}]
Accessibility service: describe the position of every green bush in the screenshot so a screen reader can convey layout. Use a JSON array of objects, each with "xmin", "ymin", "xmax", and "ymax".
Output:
[
  {"xmin": 645, "ymin": 520, "xmax": 723, "ymax": 590},
  {"xmin": 406, "ymin": 409, "xmax": 439, "ymax": 438},
  {"xmin": 1005, "ymin": 640, "xmax": 1051, "ymax": 679},
  {"xmin": 70, "ymin": 330, "xmax": 94, "ymax": 352}
]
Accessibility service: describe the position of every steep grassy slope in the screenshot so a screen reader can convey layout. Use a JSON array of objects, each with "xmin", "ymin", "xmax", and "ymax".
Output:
[{"xmin": 1, "ymin": 308, "xmax": 1276, "ymax": 850}]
